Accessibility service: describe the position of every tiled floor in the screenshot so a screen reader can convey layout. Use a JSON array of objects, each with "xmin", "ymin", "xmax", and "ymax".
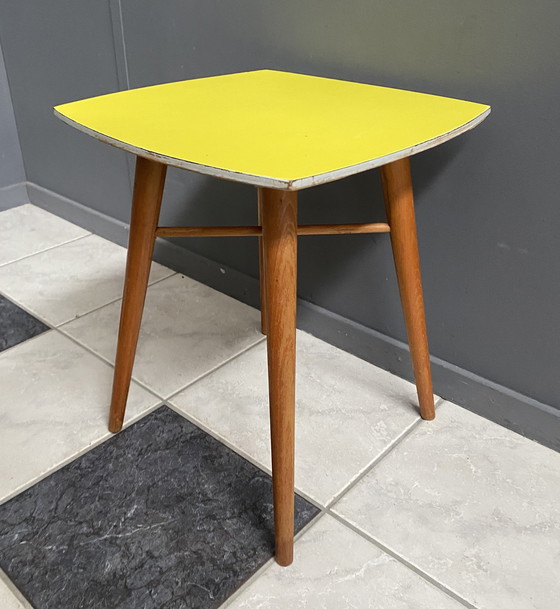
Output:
[{"xmin": 0, "ymin": 203, "xmax": 558, "ymax": 609}]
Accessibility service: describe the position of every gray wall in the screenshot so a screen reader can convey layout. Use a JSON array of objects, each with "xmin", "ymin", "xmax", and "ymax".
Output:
[
  {"xmin": 0, "ymin": 1, "xmax": 558, "ymax": 442},
  {"xmin": 0, "ymin": 1, "xmax": 131, "ymax": 219},
  {"xmin": 0, "ymin": 39, "xmax": 25, "ymax": 205}
]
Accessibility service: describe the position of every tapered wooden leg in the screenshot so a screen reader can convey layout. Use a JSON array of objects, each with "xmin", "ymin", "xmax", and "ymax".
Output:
[
  {"xmin": 257, "ymin": 189, "xmax": 268, "ymax": 335},
  {"xmin": 381, "ymin": 158, "xmax": 435, "ymax": 420},
  {"xmin": 261, "ymin": 187, "xmax": 298, "ymax": 566},
  {"xmin": 108, "ymin": 156, "xmax": 167, "ymax": 433}
]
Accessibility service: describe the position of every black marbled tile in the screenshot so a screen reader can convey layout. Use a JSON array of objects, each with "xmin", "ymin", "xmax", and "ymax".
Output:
[
  {"xmin": 0, "ymin": 407, "xmax": 319, "ymax": 609},
  {"xmin": 0, "ymin": 294, "xmax": 49, "ymax": 352}
]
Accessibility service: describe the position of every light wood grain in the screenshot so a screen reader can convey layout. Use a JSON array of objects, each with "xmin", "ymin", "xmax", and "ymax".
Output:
[
  {"xmin": 108, "ymin": 156, "xmax": 167, "ymax": 433},
  {"xmin": 297, "ymin": 222, "xmax": 389, "ymax": 235},
  {"xmin": 155, "ymin": 222, "xmax": 389, "ymax": 238},
  {"xmin": 156, "ymin": 226, "xmax": 261, "ymax": 237},
  {"xmin": 381, "ymin": 158, "xmax": 435, "ymax": 420},
  {"xmin": 261, "ymin": 187, "xmax": 298, "ymax": 566}
]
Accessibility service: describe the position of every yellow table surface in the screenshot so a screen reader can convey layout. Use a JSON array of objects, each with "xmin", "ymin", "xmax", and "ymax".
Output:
[{"xmin": 54, "ymin": 70, "xmax": 490, "ymax": 190}]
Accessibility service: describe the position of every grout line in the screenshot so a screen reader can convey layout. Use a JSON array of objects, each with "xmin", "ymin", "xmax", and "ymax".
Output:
[
  {"xmin": 0, "ymin": 291, "xmax": 56, "ymax": 331},
  {"xmin": 0, "ymin": 325, "xmax": 53, "ymax": 359},
  {"xmin": 2, "ymin": 292, "xmax": 447, "ymax": 512},
  {"xmin": 0, "ymin": 292, "xmax": 61, "ymax": 360},
  {"xmin": 53, "ymin": 327, "xmax": 164, "ymax": 402},
  {"xmin": 326, "ymin": 510, "xmax": 479, "ymax": 609},
  {"xmin": 2, "ymin": 338, "xmax": 324, "ymax": 605},
  {"xmin": 0, "ymin": 292, "xmax": 165, "ymax": 404},
  {"xmin": 6, "ymin": 287, "xmax": 430, "ymax": 513},
  {"xmin": 1, "ymin": 288, "xmax": 267, "ymax": 502},
  {"xmin": 0, "ymin": 267, "xmax": 176, "ymax": 333},
  {"xmin": 163, "ymin": 335, "xmax": 267, "ymax": 402},
  {"xmin": 0, "ymin": 232, "xmax": 91, "ymax": 269},
  {"xmin": 165, "ymin": 402, "xmax": 270, "ymax": 466},
  {"xmin": 162, "ymin": 336, "xmax": 332, "ymax": 510},
  {"xmin": 0, "ymin": 292, "xmax": 52, "ymax": 328},
  {"xmin": 168, "ymin": 372, "xmax": 447, "ymax": 515},
  {"xmin": 293, "ymin": 509, "xmax": 327, "ymax": 541},
  {"xmin": 58, "ymin": 325, "xmax": 265, "ymax": 404},
  {"xmin": 171, "ymin": 399, "xmax": 328, "ymax": 513},
  {"xmin": 220, "ymin": 513, "xmax": 328, "ymax": 608},
  {"xmin": 0, "ymin": 398, "xmax": 165, "ymax": 507},
  {"xmin": 167, "ymin": 401, "xmax": 327, "ymax": 512},
  {"xmin": 0, "ymin": 568, "xmax": 33, "ymax": 609},
  {"xmin": 1, "ymin": 315, "xmax": 441, "ymax": 515},
  {"xmin": 290, "ymin": 488, "xmax": 324, "ymax": 512},
  {"xmin": 219, "ymin": 557, "xmax": 276, "ymax": 608},
  {"xmin": 0, "ymin": 289, "xmax": 139, "ymax": 397},
  {"xmin": 51, "ymin": 269, "xmax": 177, "ymax": 329},
  {"xmin": 325, "ymin": 417, "xmax": 423, "ymax": 510},
  {"xmin": 325, "ymin": 396, "xmax": 445, "ymax": 511}
]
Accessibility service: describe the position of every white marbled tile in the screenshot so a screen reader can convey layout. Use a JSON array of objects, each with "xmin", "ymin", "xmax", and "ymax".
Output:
[
  {"xmin": 0, "ymin": 331, "xmax": 160, "ymax": 504},
  {"xmin": 0, "ymin": 204, "xmax": 89, "ymax": 267},
  {"xmin": 61, "ymin": 274, "xmax": 263, "ymax": 398},
  {"xmin": 0, "ymin": 233, "xmax": 173, "ymax": 326},
  {"xmin": 228, "ymin": 515, "xmax": 462, "ymax": 609},
  {"xmin": 170, "ymin": 332, "xmax": 421, "ymax": 506},
  {"xmin": 333, "ymin": 401, "xmax": 560, "ymax": 609}
]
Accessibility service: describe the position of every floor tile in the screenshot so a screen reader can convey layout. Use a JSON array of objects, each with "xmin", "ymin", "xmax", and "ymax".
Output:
[
  {"xmin": 0, "ymin": 204, "xmax": 89, "ymax": 267},
  {"xmin": 0, "ymin": 234, "xmax": 173, "ymax": 326},
  {"xmin": 228, "ymin": 514, "xmax": 462, "ymax": 609},
  {"xmin": 0, "ymin": 295, "xmax": 49, "ymax": 352},
  {"xmin": 0, "ymin": 576, "xmax": 28, "ymax": 609},
  {"xmin": 333, "ymin": 401, "xmax": 560, "ymax": 609},
  {"xmin": 0, "ymin": 407, "xmax": 319, "ymax": 609},
  {"xmin": 170, "ymin": 332, "xmax": 421, "ymax": 506},
  {"xmin": 61, "ymin": 274, "xmax": 264, "ymax": 397},
  {"xmin": 0, "ymin": 331, "xmax": 159, "ymax": 504}
]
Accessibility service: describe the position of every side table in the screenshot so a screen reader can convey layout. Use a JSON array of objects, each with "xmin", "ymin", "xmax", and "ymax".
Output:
[{"xmin": 55, "ymin": 70, "xmax": 490, "ymax": 565}]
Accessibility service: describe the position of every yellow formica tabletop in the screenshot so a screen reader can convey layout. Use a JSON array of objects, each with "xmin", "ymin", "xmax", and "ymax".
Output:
[{"xmin": 54, "ymin": 70, "xmax": 490, "ymax": 190}]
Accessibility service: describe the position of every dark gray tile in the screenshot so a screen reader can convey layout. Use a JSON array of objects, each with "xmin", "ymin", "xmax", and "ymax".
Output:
[
  {"xmin": 0, "ymin": 407, "xmax": 319, "ymax": 609},
  {"xmin": 0, "ymin": 294, "xmax": 49, "ymax": 352}
]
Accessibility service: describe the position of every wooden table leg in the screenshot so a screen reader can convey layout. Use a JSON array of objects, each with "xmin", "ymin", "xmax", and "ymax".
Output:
[
  {"xmin": 381, "ymin": 158, "xmax": 435, "ymax": 421},
  {"xmin": 257, "ymin": 189, "xmax": 268, "ymax": 335},
  {"xmin": 261, "ymin": 187, "xmax": 298, "ymax": 566},
  {"xmin": 108, "ymin": 156, "xmax": 167, "ymax": 433}
]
